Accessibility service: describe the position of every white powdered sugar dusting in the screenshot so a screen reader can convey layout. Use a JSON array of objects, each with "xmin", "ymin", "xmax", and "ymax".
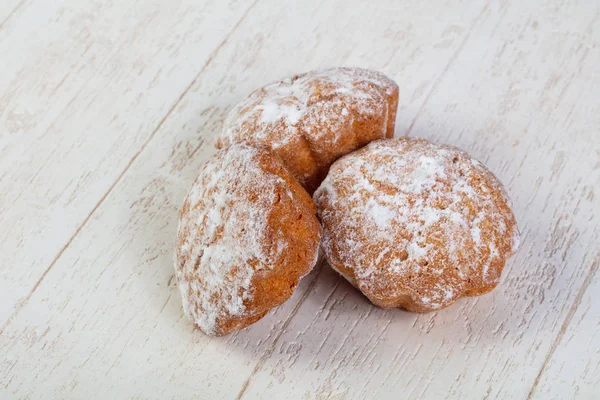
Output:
[
  {"xmin": 314, "ymin": 138, "xmax": 520, "ymax": 310},
  {"xmin": 257, "ymin": 101, "xmax": 303, "ymax": 125},
  {"xmin": 367, "ymin": 199, "xmax": 395, "ymax": 230},
  {"xmin": 175, "ymin": 144, "xmax": 286, "ymax": 335},
  {"xmin": 217, "ymin": 67, "xmax": 398, "ymax": 190},
  {"xmin": 221, "ymin": 67, "xmax": 396, "ymax": 146}
]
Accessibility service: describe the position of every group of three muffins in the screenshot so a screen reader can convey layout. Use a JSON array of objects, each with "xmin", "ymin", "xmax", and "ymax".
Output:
[{"xmin": 174, "ymin": 68, "xmax": 520, "ymax": 336}]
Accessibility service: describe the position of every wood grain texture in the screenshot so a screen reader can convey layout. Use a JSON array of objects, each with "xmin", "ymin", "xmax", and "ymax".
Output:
[
  {"xmin": 236, "ymin": 2, "xmax": 600, "ymax": 399},
  {"xmin": 1, "ymin": 0, "xmax": 599, "ymax": 398},
  {"xmin": 531, "ymin": 257, "xmax": 600, "ymax": 399},
  {"xmin": 0, "ymin": 0, "xmax": 24, "ymax": 27},
  {"xmin": 0, "ymin": 0, "xmax": 256, "ymax": 327}
]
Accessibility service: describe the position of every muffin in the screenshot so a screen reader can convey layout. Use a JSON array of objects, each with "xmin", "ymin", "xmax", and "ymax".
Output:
[
  {"xmin": 175, "ymin": 143, "xmax": 322, "ymax": 335},
  {"xmin": 217, "ymin": 67, "xmax": 399, "ymax": 193},
  {"xmin": 313, "ymin": 138, "xmax": 520, "ymax": 312}
]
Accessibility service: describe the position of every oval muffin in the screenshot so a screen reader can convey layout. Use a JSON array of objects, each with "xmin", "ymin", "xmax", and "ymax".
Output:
[
  {"xmin": 175, "ymin": 143, "xmax": 322, "ymax": 336},
  {"xmin": 313, "ymin": 138, "xmax": 520, "ymax": 312},
  {"xmin": 217, "ymin": 67, "xmax": 399, "ymax": 193}
]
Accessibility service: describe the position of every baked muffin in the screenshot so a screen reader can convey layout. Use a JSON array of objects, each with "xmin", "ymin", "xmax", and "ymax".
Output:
[
  {"xmin": 217, "ymin": 67, "xmax": 399, "ymax": 193},
  {"xmin": 175, "ymin": 143, "xmax": 322, "ymax": 336},
  {"xmin": 313, "ymin": 138, "xmax": 520, "ymax": 312}
]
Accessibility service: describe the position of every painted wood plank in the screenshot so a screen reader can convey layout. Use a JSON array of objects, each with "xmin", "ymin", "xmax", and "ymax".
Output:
[
  {"xmin": 0, "ymin": 0, "xmax": 256, "ymax": 326},
  {"xmin": 0, "ymin": 0, "xmax": 24, "ymax": 27},
  {"xmin": 0, "ymin": 0, "xmax": 497, "ymax": 398},
  {"xmin": 235, "ymin": 1, "xmax": 600, "ymax": 399},
  {"xmin": 530, "ymin": 256, "xmax": 599, "ymax": 399},
  {"xmin": 1, "ymin": 0, "xmax": 599, "ymax": 398}
]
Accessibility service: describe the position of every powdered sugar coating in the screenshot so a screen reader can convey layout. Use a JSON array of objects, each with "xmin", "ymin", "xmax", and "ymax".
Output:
[
  {"xmin": 217, "ymin": 67, "xmax": 399, "ymax": 192},
  {"xmin": 314, "ymin": 138, "xmax": 520, "ymax": 312},
  {"xmin": 175, "ymin": 144, "xmax": 321, "ymax": 335}
]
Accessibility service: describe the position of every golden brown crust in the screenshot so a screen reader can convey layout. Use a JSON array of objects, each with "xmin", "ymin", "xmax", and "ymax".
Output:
[
  {"xmin": 314, "ymin": 138, "xmax": 520, "ymax": 313},
  {"xmin": 175, "ymin": 143, "xmax": 322, "ymax": 336},
  {"xmin": 217, "ymin": 67, "xmax": 399, "ymax": 193}
]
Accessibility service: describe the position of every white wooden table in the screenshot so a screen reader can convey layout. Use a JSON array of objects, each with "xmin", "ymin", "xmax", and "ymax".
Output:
[{"xmin": 1, "ymin": 0, "xmax": 599, "ymax": 399}]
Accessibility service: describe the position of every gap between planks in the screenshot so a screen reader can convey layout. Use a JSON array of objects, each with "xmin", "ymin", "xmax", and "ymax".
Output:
[
  {"xmin": 235, "ymin": 264, "xmax": 326, "ymax": 400},
  {"xmin": 404, "ymin": 0, "xmax": 491, "ymax": 137},
  {"xmin": 526, "ymin": 254, "xmax": 600, "ymax": 400},
  {"xmin": 0, "ymin": 0, "xmax": 26, "ymax": 31},
  {"xmin": 0, "ymin": 0, "xmax": 261, "ymax": 336}
]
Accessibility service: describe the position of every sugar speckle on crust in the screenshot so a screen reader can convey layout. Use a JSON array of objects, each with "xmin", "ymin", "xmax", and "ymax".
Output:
[
  {"xmin": 175, "ymin": 145, "xmax": 286, "ymax": 335},
  {"xmin": 367, "ymin": 200, "xmax": 395, "ymax": 230},
  {"xmin": 257, "ymin": 101, "xmax": 303, "ymax": 125},
  {"xmin": 314, "ymin": 138, "xmax": 520, "ymax": 311}
]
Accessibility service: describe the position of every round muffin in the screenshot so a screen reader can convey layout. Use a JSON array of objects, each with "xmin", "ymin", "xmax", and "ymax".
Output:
[
  {"xmin": 217, "ymin": 67, "xmax": 399, "ymax": 193},
  {"xmin": 313, "ymin": 138, "xmax": 520, "ymax": 312},
  {"xmin": 175, "ymin": 143, "xmax": 322, "ymax": 336}
]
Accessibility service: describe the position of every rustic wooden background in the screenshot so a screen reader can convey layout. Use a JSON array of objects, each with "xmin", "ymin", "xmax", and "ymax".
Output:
[{"xmin": 1, "ymin": 0, "xmax": 599, "ymax": 399}]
